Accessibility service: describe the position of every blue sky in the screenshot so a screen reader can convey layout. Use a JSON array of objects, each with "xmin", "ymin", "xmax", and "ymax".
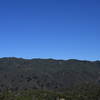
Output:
[{"xmin": 0, "ymin": 0, "xmax": 100, "ymax": 60}]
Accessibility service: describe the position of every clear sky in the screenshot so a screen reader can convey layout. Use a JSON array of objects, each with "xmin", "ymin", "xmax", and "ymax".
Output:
[{"xmin": 0, "ymin": 0, "xmax": 100, "ymax": 60}]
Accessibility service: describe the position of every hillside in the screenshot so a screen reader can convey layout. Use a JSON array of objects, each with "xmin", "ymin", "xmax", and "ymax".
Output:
[{"xmin": 0, "ymin": 57, "xmax": 100, "ymax": 92}]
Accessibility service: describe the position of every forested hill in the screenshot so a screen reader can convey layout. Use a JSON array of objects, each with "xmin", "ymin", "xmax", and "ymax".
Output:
[{"xmin": 0, "ymin": 57, "xmax": 100, "ymax": 91}]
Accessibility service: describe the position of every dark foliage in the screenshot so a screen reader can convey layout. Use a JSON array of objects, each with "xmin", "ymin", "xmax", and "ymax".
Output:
[{"xmin": 0, "ymin": 57, "xmax": 100, "ymax": 92}]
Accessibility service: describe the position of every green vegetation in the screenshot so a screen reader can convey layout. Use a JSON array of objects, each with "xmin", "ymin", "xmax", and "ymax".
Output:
[
  {"xmin": 0, "ymin": 57, "xmax": 100, "ymax": 99},
  {"xmin": 0, "ymin": 84, "xmax": 100, "ymax": 100}
]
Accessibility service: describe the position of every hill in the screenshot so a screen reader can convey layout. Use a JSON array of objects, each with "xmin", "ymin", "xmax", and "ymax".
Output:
[{"xmin": 0, "ymin": 57, "xmax": 100, "ymax": 92}]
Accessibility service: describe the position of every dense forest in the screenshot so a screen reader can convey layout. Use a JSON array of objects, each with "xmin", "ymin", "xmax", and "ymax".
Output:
[{"xmin": 0, "ymin": 57, "xmax": 100, "ymax": 100}]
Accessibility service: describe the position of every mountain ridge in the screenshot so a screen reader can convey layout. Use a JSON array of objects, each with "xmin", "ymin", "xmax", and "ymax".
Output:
[{"xmin": 0, "ymin": 57, "xmax": 100, "ymax": 92}]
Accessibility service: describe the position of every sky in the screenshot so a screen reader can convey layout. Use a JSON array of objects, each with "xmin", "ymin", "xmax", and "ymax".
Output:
[{"xmin": 0, "ymin": 0, "xmax": 100, "ymax": 60}]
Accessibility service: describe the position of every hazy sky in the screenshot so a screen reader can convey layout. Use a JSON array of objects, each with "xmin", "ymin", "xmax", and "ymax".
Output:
[{"xmin": 0, "ymin": 0, "xmax": 100, "ymax": 60}]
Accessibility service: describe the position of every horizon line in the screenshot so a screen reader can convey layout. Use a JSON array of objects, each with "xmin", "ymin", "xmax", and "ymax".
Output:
[{"xmin": 0, "ymin": 56, "xmax": 99, "ymax": 62}]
